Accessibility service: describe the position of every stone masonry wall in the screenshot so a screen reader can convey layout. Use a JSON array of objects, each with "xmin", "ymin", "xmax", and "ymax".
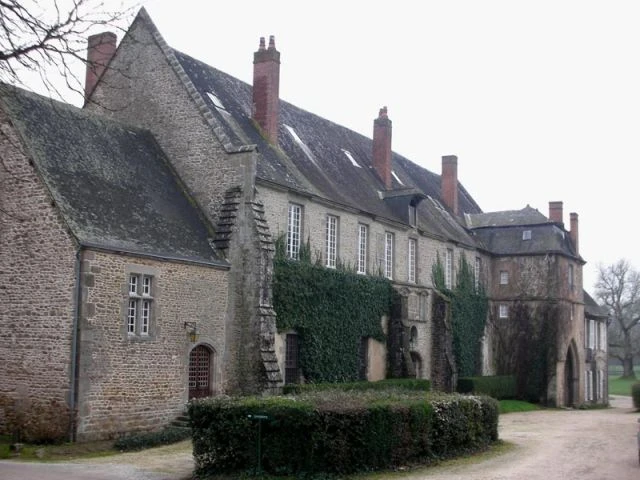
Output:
[
  {"xmin": 256, "ymin": 184, "xmax": 488, "ymax": 383},
  {"xmin": 0, "ymin": 110, "xmax": 77, "ymax": 438},
  {"xmin": 88, "ymin": 15, "xmax": 249, "ymax": 227},
  {"xmin": 76, "ymin": 250, "xmax": 229, "ymax": 441}
]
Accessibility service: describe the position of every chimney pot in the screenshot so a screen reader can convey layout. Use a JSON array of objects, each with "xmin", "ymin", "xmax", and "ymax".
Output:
[
  {"xmin": 84, "ymin": 31, "xmax": 117, "ymax": 101},
  {"xmin": 252, "ymin": 35, "xmax": 280, "ymax": 144},
  {"xmin": 372, "ymin": 106, "xmax": 392, "ymax": 190},
  {"xmin": 441, "ymin": 155, "xmax": 459, "ymax": 215}
]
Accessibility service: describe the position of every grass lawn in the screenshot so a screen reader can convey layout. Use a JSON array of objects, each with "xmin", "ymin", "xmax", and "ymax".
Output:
[
  {"xmin": 608, "ymin": 365, "xmax": 640, "ymax": 397},
  {"xmin": 499, "ymin": 400, "xmax": 539, "ymax": 413},
  {"xmin": 609, "ymin": 375, "xmax": 638, "ymax": 396}
]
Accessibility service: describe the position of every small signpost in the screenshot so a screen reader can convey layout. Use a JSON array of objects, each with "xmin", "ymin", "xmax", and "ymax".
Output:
[{"xmin": 248, "ymin": 414, "xmax": 270, "ymax": 474}]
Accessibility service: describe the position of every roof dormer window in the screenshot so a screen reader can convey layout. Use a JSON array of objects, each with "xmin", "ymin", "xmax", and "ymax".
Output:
[{"xmin": 523, "ymin": 230, "xmax": 532, "ymax": 240}]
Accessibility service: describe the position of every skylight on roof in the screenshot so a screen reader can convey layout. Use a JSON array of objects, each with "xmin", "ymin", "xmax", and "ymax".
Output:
[
  {"xmin": 284, "ymin": 124, "xmax": 318, "ymax": 166},
  {"xmin": 341, "ymin": 149, "xmax": 361, "ymax": 168},
  {"xmin": 206, "ymin": 91, "xmax": 227, "ymax": 111},
  {"xmin": 392, "ymin": 171, "xmax": 404, "ymax": 186}
]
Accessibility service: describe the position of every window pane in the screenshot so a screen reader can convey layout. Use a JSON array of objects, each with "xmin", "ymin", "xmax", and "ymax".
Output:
[
  {"xmin": 129, "ymin": 275, "xmax": 138, "ymax": 295},
  {"xmin": 408, "ymin": 239, "xmax": 416, "ymax": 283},
  {"xmin": 128, "ymin": 300, "xmax": 137, "ymax": 334},
  {"xmin": 141, "ymin": 300, "xmax": 150, "ymax": 335},
  {"xmin": 385, "ymin": 233, "xmax": 393, "ymax": 280},
  {"xmin": 142, "ymin": 276, "xmax": 152, "ymax": 296},
  {"xmin": 287, "ymin": 204, "xmax": 302, "ymax": 259},
  {"xmin": 325, "ymin": 215, "xmax": 338, "ymax": 268},
  {"xmin": 445, "ymin": 249, "xmax": 453, "ymax": 289},
  {"xmin": 357, "ymin": 224, "xmax": 367, "ymax": 274}
]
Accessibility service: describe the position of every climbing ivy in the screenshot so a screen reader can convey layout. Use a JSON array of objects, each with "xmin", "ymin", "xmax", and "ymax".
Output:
[
  {"xmin": 432, "ymin": 254, "xmax": 488, "ymax": 377},
  {"xmin": 273, "ymin": 237, "xmax": 393, "ymax": 383}
]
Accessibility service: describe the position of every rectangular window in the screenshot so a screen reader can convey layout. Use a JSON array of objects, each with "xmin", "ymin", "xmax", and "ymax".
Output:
[
  {"xmin": 357, "ymin": 224, "xmax": 368, "ymax": 274},
  {"xmin": 325, "ymin": 214, "xmax": 338, "ymax": 268},
  {"xmin": 568, "ymin": 264, "xmax": 574, "ymax": 290},
  {"xmin": 142, "ymin": 276, "xmax": 152, "ymax": 296},
  {"xmin": 384, "ymin": 232, "xmax": 394, "ymax": 280},
  {"xmin": 129, "ymin": 275, "xmax": 138, "ymax": 295},
  {"xmin": 500, "ymin": 270, "xmax": 509, "ymax": 285},
  {"xmin": 287, "ymin": 204, "xmax": 302, "ymax": 259},
  {"xmin": 474, "ymin": 257, "xmax": 481, "ymax": 290},
  {"xmin": 127, "ymin": 299, "xmax": 137, "ymax": 334},
  {"xmin": 408, "ymin": 238, "xmax": 416, "ymax": 283},
  {"xmin": 589, "ymin": 319, "xmax": 596, "ymax": 349},
  {"xmin": 127, "ymin": 273, "xmax": 153, "ymax": 337},
  {"xmin": 445, "ymin": 248, "xmax": 453, "ymax": 289},
  {"xmin": 408, "ymin": 204, "xmax": 417, "ymax": 226},
  {"xmin": 285, "ymin": 333, "xmax": 300, "ymax": 384},
  {"xmin": 523, "ymin": 230, "xmax": 532, "ymax": 240},
  {"xmin": 499, "ymin": 304, "xmax": 509, "ymax": 319}
]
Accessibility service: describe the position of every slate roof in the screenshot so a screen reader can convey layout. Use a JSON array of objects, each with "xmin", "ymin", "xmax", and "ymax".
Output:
[
  {"xmin": 465, "ymin": 205, "xmax": 549, "ymax": 228},
  {"xmin": 467, "ymin": 206, "xmax": 581, "ymax": 260},
  {"xmin": 171, "ymin": 48, "xmax": 482, "ymax": 245},
  {"xmin": 584, "ymin": 291, "xmax": 609, "ymax": 319},
  {"xmin": 0, "ymin": 84, "xmax": 226, "ymax": 266}
]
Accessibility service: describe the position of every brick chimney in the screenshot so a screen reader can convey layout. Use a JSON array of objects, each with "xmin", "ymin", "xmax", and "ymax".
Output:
[
  {"xmin": 372, "ymin": 106, "xmax": 392, "ymax": 190},
  {"xmin": 252, "ymin": 35, "xmax": 280, "ymax": 144},
  {"xmin": 85, "ymin": 32, "xmax": 117, "ymax": 100},
  {"xmin": 570, "ymin": 212, "xmax": 579, "ymax": 254},
  {"xmin": 441, "ymin": 155, "xmax": 458, "ymax": 215},
  {"xmin": 549, "ymin": 201, "xmax": 563, "ymax": 224}
]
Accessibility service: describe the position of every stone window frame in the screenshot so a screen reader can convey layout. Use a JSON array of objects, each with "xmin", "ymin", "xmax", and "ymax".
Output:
[{"xmin": 124, "ymin": 265, "xmax": 158, "ymax": 341}]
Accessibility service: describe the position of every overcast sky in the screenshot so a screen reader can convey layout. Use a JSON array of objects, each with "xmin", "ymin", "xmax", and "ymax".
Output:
[{"xmin": 26, "ymin": 0, "xmax": 640, "ymax": 296}]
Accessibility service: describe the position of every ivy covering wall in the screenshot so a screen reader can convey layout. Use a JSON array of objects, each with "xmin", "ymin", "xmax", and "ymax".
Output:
[
  {"xmin": 273, "ymin": 239, "xmax": 394, "ymax": 383},
  {"xmin": 432, "ymin": 255, "xmax": 489, "ymax": 377}
]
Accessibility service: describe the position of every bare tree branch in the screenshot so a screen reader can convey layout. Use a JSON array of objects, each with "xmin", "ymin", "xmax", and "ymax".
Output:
[{"xmin": 0, "ymin": 0, "xmax": 138, "ymax": 101}]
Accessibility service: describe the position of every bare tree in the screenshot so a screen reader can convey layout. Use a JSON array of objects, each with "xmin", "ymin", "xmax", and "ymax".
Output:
[
  {"xmin": 595, "ymin": 259, "xmax": 640, "ymax": 378},
  {"xmin": 0, "ymin": 0, "xmax": 136, "ymax": 100}
]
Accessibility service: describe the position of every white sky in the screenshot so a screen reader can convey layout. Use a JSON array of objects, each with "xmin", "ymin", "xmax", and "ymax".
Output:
[{"xmin": 24, "ymin": 0, "xmax": 640, "ymax": 296}]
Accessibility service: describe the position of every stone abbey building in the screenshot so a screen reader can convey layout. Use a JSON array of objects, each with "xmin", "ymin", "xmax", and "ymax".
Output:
[{"xmin": 0, "ymin": 8, "xmax": 608, "ymax": 441}]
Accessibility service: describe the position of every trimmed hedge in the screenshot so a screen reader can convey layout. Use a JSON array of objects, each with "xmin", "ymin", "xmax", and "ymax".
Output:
[
  {"xmin": 113, "ymin": 426, "xmax": 191, "ymax": 451},
  {"xmin": 282, "ymin": 378, "xmax": 431, "ymax": 395},
  {"xmin": 632, "ymin": 382, "xmax": 640, "ymax": 410},
  {"xmin": 189, "ymin": 391, "xmax": 498, "ymax": 476},
  {"xmin": 457, "ymin": 375, "xmax": 516, "ymax": 400}
]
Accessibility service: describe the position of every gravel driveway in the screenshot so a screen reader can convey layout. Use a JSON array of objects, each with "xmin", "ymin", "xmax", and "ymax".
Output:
[{"xmin": 0, "ymin": 395, "xmax": 637, "ymax": 480}]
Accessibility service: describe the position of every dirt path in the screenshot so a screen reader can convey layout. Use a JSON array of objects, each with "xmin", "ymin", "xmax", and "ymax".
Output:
[
  {"xmin": 0, "ymin": 396, "xmax": 637, "ymax": 480},
  {"xmin": 403, "ymin": 395, "xmax": 638, "ymax": 480}
]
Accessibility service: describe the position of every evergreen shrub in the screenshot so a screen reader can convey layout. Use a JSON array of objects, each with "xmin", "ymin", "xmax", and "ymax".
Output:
[
  {"xmin": 189, "ymin": 391, "xmax": 498, "ymax": 476},
  {"xmin": 632, "ymin": 382, "xmax": 640, "ymax": 410},
  {"xmin": 113, "ymin": 426, "xmax": 191, "ymax": 451},
  {"xmin": 457, "ymin": 375, "xmax": 517, "ymax": 400},
  {"xmin": 282, "ymin": 378, "xmax": 431, "ymax": 395}
]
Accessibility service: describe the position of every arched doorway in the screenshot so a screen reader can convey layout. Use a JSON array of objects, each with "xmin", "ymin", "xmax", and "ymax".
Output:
[
  {"xmin": 564, "ymin": 343, "xmax": 577, "ymax": 407},
  {"xmin": 189, "ymin": 345, "xmax": 213, "ymax": 399}
]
